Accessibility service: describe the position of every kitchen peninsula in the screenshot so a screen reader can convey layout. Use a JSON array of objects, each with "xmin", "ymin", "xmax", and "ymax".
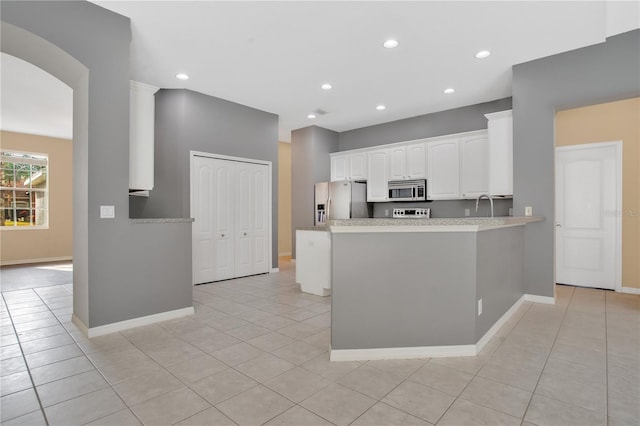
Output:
[{"xmin": 299, "ymin": 216, "xmax": 544, "ymax": 361}]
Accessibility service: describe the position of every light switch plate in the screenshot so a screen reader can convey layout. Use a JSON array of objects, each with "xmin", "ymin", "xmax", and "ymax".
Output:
[
  {"xmin": 525, "ymin": 206, "xmax": 533, "ymax": 216},
  {"xmin": 100, "ymin": 205, "xmax": 115, "ymax": 219},
  {"xmin": 478, "ymin": 299, "xmax": 483, "ymax": 316},
  {"xmin": 464, "ymin": 209, "xmax": 470, "ymax": 217}
]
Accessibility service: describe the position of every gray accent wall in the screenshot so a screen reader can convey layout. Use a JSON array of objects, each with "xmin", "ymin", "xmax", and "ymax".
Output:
[
  {"xmin": 291, "ymin": 126, "xmax": 339, "ymax": 257},
  {"xmin": 372, "ymin": 199, "xmax": 513, "ymax": 219},
  {"xmin": 330, "ymin": 226, "xmax": 525, "ymax": 350},
  {"xmin": 339, "ymin": 98, "xmax": 512, "ymax": 151},
  {"xmin": 1, "ymin": 1, "xmax": 193, "ymax": 328},
  {"xmin": 130, "ymin": 89, "xmax": 280, "ymax": 268},
  {"xmin": 512, "ymin": 29, "xmax": 640, "ymax": 297}
]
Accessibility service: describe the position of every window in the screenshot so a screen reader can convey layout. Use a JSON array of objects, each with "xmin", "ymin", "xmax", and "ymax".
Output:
[{"xmin": 1, "ymin": 151, "xmax": 48, "ymax": 228}]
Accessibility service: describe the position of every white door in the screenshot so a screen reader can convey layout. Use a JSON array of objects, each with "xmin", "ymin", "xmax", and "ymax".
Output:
[
  {"xmin": 234, "ymin": 161, "xmax": 269, "ymax": 277},
  {"xmin": 235, "ymin": 162, "xmax": 252, "ymax": 277},
  {"xmin": 192, "ymin": 156, "xmax": 215, "ymax": 284},
  {"xmin": 555, "ymin": 142, "xmax": 621, "ymax": 290},
  {"xmin": 251, "ymin": 163, "xmax": 269, "ymax": 274},
  {"xmin": 213, "ymin": 159, "xmax": 235, "ymax": 281}
]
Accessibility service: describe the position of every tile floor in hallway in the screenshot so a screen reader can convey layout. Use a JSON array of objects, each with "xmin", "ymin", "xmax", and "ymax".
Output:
[{"xmin": 1, "ymin": 260, "xmax": 639, "ymax": 426}]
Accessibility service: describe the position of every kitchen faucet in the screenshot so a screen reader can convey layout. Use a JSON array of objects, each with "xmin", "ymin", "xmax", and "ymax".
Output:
[{"xmin": 476, "ymin": 194, "xmax": 494, "ymax": 217}]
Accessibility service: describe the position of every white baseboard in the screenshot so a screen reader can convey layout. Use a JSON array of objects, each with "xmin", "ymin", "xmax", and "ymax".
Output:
[
  {"xmin": 331, "ymin": 344, "xmax": 477, "ymax": 361},
  {"xmin": 271, "ymin": 267, "xmax": 280, "ymax": 273},
  {"xmin": 1, "ymin": 256, "xmax": 72, "ymax": 266},
  {"xmin": 523, "ymin": 294, "xmax": 555, "ymax": 304},
  {"xmin": 74, "ymin": 307, "xmax": 195, "ymax": 338},
  {"xmin": 621, "ymin": 286, "xmax": 640, "ymax": 295},
  {"xmin": 331, "ymin": 293, "xmax": 551, "ymax": 362}
]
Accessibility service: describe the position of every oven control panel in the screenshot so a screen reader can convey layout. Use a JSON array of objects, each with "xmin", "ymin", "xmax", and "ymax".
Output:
[{"xmin": 392, "ymin": 208, "xmax": 431, "ymax": 218}]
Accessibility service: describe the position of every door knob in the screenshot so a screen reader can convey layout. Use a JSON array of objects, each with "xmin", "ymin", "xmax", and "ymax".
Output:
[{"xmin": 555, "ymin": 224, "xmax": 562, "ymax": 228}]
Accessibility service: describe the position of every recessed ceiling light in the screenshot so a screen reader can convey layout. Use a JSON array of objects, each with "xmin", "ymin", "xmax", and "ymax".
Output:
[
  {"xmin": 321, "ymin": 83, "xmax": 333, "ymax": 90},
  {"xmin": 376, "ymin": 105, "xmax": 386, "ymax": 111},
  {"xmin": 383, "ymin": 39, "xmax": 399, "ymax": 49},
  {"xmin": 307, "ymin": 113, "xmax": 316, "ymax": 119},
  {"xmin": 176, "ymin": 73, "xmax": 190, "ymax": 80},
  {"xmin": 444, "ymin": 88, "xmax": 456, "ymax": 94},
  {"xmin": 475, "ymin": 50, "xmax": 491, "ymax": 59}
]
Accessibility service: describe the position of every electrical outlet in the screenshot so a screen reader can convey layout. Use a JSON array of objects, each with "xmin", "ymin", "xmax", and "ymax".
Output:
[
  {"xmin": 100, "ymin": 205, "xmax": 115, "ymax": 219},
  {"xmin": 464, "ymin": 208, "xmax": 470, "ymax": 217},
  {"xmin": 525, "ymin": 206, "xmax": 533, "ymax": 216},
  {"xmin": 478, "ymin": 299, "xmax": 483, "ymax": 316}
]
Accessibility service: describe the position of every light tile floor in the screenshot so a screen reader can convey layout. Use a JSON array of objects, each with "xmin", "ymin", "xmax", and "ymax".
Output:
[{"xmin": 1, "ymin": 260, "xmax": 639, "ymax": 425}]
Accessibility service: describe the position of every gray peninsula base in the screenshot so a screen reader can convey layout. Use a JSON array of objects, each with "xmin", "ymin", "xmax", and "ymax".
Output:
[{"xmin": 330, "ymin": 224, "xmax": 528, "ymax": 360}]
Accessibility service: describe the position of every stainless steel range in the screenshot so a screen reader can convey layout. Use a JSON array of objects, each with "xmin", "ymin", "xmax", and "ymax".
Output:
[{"xmin": 392, "ymin": 208, "xmax": 431, "ymax": 218}]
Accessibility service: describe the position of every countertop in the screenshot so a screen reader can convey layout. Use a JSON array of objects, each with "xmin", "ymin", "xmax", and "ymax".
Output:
[
  {"xmin": 129, "ymin": 218, "xmax": 195, "ymax": 224},
  {"xmin": 327, "ymin": 216, "xmax": 544, "ymax": 233}
]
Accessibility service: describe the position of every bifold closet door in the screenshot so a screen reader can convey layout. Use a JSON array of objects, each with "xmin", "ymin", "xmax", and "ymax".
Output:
[
  {"xmin": 235, "ymin": 162, "xmax": 269, "ymax": 277},
  {"xmin": 193, "ymin": 156, "xmax": 269, "ymax": 284}
]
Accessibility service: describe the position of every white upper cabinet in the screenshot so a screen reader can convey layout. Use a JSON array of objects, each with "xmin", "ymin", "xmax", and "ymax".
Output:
[
  {"xmin": 330, "ymin": 151, "xmax": 367, "ymax": 181},
  {"xmin": 367, "ymin": 149, "xmax": 389, "ymax": 202},
  {"xmin": 387, "ymin": 146, "xmax": 407, "ymax": 181},
  {"xmin": 485, "ymin": 110, "xmax": 513, "ymax": 196},
  {"xmin": 460, "ymin": 134, "xmax": 489, "ymax": 199},
  {"xmin": 406, "ymin": 142, "xmax": 427, "ymax": 179},
  {"xmin": 349, "ymin": 152, "xmax": 368, "ymax": 180},
  {"xmin": 427, "ymin": 138, "xmax": 460, "ymax": 199},
  {"xmin": 129, "ymin": 81, "xmax": 159, "ymax": 192},
  {"xmin": 330, "ymin": 153, "xmax": 349, "ymax": 181}
]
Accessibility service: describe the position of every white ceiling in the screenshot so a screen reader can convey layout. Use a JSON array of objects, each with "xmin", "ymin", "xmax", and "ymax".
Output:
[{"xmin": 1, "ymin": 1, "xmax": 638, "ymax": 142}]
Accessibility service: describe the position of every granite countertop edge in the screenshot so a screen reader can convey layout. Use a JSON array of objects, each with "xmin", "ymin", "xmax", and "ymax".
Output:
[{"xmin": 129, "ymin": 218, "xmax": 195, "ymax": 224}]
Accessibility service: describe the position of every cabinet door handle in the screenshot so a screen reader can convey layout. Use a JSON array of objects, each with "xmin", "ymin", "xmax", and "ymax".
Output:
[
  {"xmin": 243, "ymin": 232, "xmax": 247, "ymax": 236},
  {"xmin": 221, "ymin": 233, "xmax": 225, "ymax": 237}
]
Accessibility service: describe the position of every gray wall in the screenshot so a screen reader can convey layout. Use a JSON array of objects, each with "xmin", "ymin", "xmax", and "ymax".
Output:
[
  {"xmin": 339, "ymin": 98, "xmax": 512, "ymax": 150},
  {"xmin": 291, "ymin": 126, "xmax": 339, "ymax": 257},
  {"xmin": 331, "ymin": 227, "xmax": 525, "ymax": 350},
  {"xmin": 130, "ymin": 89, "xmax": 280, "ymax": 268},
  {"xmin": 512, "ymin": 29, "xmax": 640, "ymax": 297},
  {"xmin": 2, "ymin": 1, "xmax": 193, "ymax": 328}
]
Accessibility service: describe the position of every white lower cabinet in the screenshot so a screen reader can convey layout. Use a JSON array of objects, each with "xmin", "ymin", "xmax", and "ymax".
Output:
[
  {"xmin": 192, "ymin": 156, "xmax": 270, "ymax": 284},
  {"xmin": 296, "ymin": 230, "xmax": 331, "ymax": 296}
]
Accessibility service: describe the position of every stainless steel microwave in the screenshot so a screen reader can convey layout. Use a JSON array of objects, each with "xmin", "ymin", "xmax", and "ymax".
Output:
[{"xmin": 388, "ymin": 179, "xmax": 427, "ymax": 202}]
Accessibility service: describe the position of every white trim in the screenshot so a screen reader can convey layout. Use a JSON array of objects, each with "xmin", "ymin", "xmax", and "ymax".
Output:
[
  {"xmin": 331, "ymin": 344, "xmax": 477, "ymax": 361},
  {"xmin": 74, "ymin": 307, "xmax": 194, "ymax": 338},
  {"xmin": 271, "ymin": 267, "xmax": 280, "ymax": 273},
  {"xmin": 621, "ymin": 287, "xmax": 640, "ymax": 295},
  {"xmin": 475, "ymin": 295, "xmax": 525, "ymax": 353},
  {"xmin": 1, "ymin": 256, "xmax": 72, "ymax": 266},
  {"xmin": 523, "ymin": 294, "xmax": 556, "ymax": 304},
  {"xmin": 331, "ymin": 295, "xmax": 540, "ymax": 362}
]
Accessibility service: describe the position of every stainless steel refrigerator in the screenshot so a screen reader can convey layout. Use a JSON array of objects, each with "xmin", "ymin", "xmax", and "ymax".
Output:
[{"xmin": 314, "ymin": 180, "xmax": 372, "ymax": 226}]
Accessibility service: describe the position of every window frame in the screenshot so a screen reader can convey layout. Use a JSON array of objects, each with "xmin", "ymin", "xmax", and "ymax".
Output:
[{"xmin": 1, "ymin": 150, "xmax": 49, "ymax": 230}]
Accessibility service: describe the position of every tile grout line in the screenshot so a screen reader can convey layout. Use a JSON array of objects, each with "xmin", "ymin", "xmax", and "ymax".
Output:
[
  {"xmin": 1, "ymin": 289, "xmax": 50, "ymax": 426},
  {"xmin": 519, "ymin": 285, "xmax": 575, "ymax": 424}
]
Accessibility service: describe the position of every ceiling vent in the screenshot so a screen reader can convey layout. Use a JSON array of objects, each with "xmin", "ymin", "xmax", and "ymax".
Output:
[{"xmin": 314, "ymin": 108, "xmax": 328, "ymax": 116}]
